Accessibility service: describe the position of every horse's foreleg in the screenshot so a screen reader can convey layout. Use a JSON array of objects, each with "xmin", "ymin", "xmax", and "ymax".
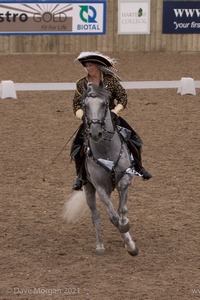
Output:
[
  {"xmin": 84, "ymin": 184, "xmax": 105, "ymax": 255},
  {"xmin": 120, "ymin": 232, "xmax": 138, "ymax": 256},
  {"xmin": 96, "ymin": 188, "xmax": 120, "ymax": 229},
  {"xmin": 117, "ymin": 174, "xmax": 133, "ymax": 233}
]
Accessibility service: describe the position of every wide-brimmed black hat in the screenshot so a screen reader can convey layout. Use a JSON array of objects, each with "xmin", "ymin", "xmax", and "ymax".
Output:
[{"xmin": 76, "ymin": 51, "xmax": 116, "ymax": 67}]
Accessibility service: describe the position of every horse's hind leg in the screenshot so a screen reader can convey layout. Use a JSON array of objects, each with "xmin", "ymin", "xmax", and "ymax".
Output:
[
  {"xmin": 84, "ymin": 184, "xmax": 105, "ymax": 255},
  {"xmin": 117, "ymin": 174, "xmax": 133, "ymax": 233}
]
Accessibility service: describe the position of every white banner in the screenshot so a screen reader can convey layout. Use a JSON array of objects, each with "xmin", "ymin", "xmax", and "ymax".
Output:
[
  {"xmin": 118, "ymin": 0, "xmax": 150, "ymax": 34},
  {"xmin": 0, "ymin": 1, "xmax": 106, "ymax": 35}
]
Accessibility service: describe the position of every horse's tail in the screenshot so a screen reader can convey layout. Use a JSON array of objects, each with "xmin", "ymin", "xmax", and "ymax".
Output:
[{"xmin": 62, "ymin": 190, "xmax": 89, "ymax": 223}]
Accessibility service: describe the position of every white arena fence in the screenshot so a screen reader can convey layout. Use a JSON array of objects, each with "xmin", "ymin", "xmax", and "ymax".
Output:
[{"xmin": 0, "ymin": 78, "xmax": 199, "ymax": 99}]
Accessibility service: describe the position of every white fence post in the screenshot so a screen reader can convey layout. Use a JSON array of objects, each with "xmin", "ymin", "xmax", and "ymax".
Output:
[
  {"xmin": 0, "ymin": 80, "xmax": 17, "ymax": 99},
  {"xmin": 177, "ymin": 77, "xmax": 196, "ymax": 95}
]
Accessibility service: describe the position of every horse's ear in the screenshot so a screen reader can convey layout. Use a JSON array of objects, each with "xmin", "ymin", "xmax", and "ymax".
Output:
[{"xmin": 99, "ymin": 80, "xmax": 104, "ymax": 89}]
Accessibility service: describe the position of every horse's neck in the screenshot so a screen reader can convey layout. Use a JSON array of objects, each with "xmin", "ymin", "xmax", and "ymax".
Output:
[{"xmin": 86, "ymin": 109, "xmax": 123, "ymax": 160}]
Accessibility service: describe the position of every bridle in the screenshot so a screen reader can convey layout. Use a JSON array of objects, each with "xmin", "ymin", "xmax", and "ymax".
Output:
[{"xmin": 82, "ymin": 87, "xmax": 112, "ymax": 135}]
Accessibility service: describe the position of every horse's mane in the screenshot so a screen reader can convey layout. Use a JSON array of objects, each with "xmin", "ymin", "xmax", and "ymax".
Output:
[{"xmin": 83, "ymin": 83, "xmax": 111, "ymax": 100}]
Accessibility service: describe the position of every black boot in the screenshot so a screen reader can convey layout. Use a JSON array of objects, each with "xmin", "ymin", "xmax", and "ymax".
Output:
[
  {"xmin": 137, "ymin": 166, "xmax": 152, "ymax": 180},
  {"xmin": 72, "ymin": 154, "xmax": 87, "ymax": 191},
  {"xmin": 127, "ymin": 140, "xmax": 152, "ymax": 180},
  {"xmin": 117, "ymin": 117, "xmax": 152, "ymax": 180},
  {"xmin": 70, "ymin": 125, "xmax": 87, "ymax": 190},
  {"xmin": 136, "ymin": 148, "xmax": 152, "ymax": 180},
  {"xmin": 73, "ymin": 174, "xmax": 84, "ymax": 190}
]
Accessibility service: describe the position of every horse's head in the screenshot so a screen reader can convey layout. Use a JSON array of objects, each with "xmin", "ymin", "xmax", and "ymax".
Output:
[{"xmin": 82, "ymin": 82, "xmax": 112, "ymax": 142}]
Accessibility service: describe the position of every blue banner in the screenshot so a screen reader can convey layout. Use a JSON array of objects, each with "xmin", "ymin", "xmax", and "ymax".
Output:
[{"xmin": 163, "ymin": 1, "xmax": 200, "ymax": 34}]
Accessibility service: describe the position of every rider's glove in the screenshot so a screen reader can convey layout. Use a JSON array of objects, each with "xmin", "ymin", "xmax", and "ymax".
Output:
[
  {"xmin": 111, "ymin": 104, "xmax": 124, "ymax": 116},
  {"xmin": 75, "ymin": 109, "xmax": 84, "ymax": 120}
]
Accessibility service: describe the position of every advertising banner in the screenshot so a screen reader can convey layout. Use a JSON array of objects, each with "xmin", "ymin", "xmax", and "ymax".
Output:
[
  {"xmin": 118, "ymin": 0, "xmax": 150, "ymax": 34},
  {"xmin": 0, "ymin": 0, "xmax": 106, "ymax": 35},
  {"xmin": 163, "ymin": 0, "xmax": 200, "ymax": 34}
]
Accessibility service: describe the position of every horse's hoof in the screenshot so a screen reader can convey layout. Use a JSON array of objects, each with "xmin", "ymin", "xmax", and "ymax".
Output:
[
  {"xmin": 126, "ymin": 245, "xmax": 139, "ymax": 256},
  {"xmin": 118, "ymin": 222, "xmax": 130, "ymax": 233},
  {"xmin": 95, "ymin": 246, "xmax": 105, "ymax": 256}
]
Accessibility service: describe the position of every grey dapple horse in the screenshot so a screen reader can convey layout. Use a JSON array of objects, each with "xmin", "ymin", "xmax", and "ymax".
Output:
[{"xmin": 64, "ymin": 82, "xmax": 138, "ymax": 256}]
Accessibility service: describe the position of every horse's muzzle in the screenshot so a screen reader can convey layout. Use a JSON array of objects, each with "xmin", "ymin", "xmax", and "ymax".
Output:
[
  {"xmin": 89, "ymin": 130, "xmax": 103, "ymax": 142},
  {"xmin": 88, "ymin": 122, "xmax": 103, "ymax": 142}
]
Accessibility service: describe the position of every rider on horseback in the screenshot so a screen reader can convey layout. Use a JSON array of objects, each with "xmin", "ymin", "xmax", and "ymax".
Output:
[{"xmin": 71, "ymin": 51, "xmax": 152, "ymax": 190}]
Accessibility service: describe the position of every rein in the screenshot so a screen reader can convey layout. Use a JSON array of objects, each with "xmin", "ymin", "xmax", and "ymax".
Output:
[{"xmin": 42, "ymin": 128, "xmax": 79, "ymax": 182}]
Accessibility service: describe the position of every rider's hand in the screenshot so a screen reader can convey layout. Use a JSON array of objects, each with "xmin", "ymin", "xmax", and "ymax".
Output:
[
  {"xmin": 75, "ymin": 109, "xmax": 84, "ymax": 120},
  {"xmin": 111, "ymin": 104, "xmax": 124, "ymax": 115}
]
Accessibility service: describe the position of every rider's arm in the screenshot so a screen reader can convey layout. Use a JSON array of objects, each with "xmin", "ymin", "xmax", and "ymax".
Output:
[{"xmin": 73, "ymin": 79, "xmax": 85, "ymax": 118}]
